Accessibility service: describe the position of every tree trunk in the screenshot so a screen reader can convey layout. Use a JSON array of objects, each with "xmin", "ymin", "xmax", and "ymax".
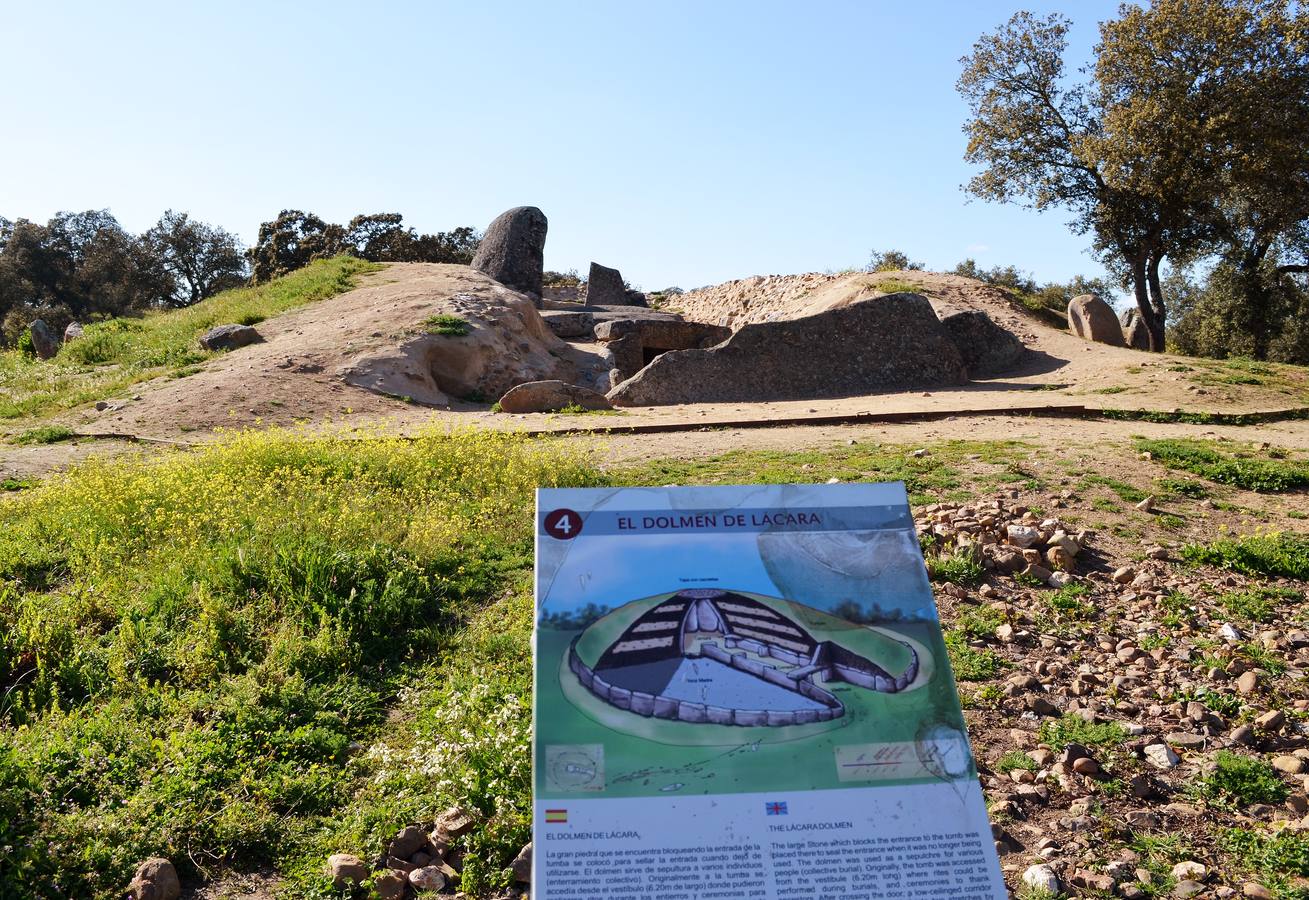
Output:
[
  {"xmin": 1144, "ymin": 253, "xmax": 1168, "ymax": 352},
  {"xmin": 1130, "ymin": 253, "xmax": 1165, "ymax": 352}
]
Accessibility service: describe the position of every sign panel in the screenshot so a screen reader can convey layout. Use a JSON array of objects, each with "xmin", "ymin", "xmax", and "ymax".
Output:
[{"xmin": 533, "ymin": 482, "xmax": 1006, "ymax": 899}]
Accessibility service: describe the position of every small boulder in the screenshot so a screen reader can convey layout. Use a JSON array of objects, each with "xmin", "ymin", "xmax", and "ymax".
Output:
[
  {"xmin": 511, "ymin": 842, "xmax": 532, "ymax": 883},
  {"xmin": 199, "ymin": 323, "xmax": 262, "ymax": 352},
  {"xmin": 1022, "ymin": 863, "xmax": 1060, "ymax": 893},
  {"xmin": 29, "ymin": 319, "xmax": 59, "ymax": 359},
  {"xmin": 126, "ymin": 858, "xmax": 181, "ymax": 900},
  {"xmin": 326, "ymin": 854, "xmax": 368, "ymax": 889},
  {"xmin": 63, "ymin": 321, "xmax": 84, "ymax": 343},
  {"xmin": 409, "ymin": 866, "xmax": 446, "ymax": 891},
  {"xmin": 1068, "ymin": 294, "xmax": 1126, "ymax": 347},
  {"xmin": 471, "ymin": 206, "xmax": 548, "ymax": 299},
  {"xmin": 1120, "ymin": 307, "xmax": 1151, "ymax": 350},
  {"xmin": 389, "ymin": 824, "xmax": 428, "ymax": 859},
  {"xmin": 432, "ymin": 806, "xmax": 478, "ymax": 841},
  {"xmin": 373, "ymin": 871, "xmax": 407, "ymax": 900},
  {"xmin": 497, "ymin": 380, "xmax": 612, "ymax": 414}
]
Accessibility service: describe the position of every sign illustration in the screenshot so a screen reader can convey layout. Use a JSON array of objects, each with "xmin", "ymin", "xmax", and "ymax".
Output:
[{"xmin": 533, "ymin": 482, "xmax": 1006, "ymax": 899}]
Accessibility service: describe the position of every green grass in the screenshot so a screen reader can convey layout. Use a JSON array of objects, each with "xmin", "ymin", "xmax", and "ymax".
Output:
[
  {"xmin": 951, "ymin": 604, "xmax": 1006, "ymax": 639},
  {"xmin": 1218, "ymin": 586, "xmax": 1301, "ymax": 623},
  {"xmin": 7, "ymin": 425, "xmax": 75, "ymax": 445},
  {"xmin": 995, "ymin": 750, "xmax": 1038, "ymax": 774},
  {"xmin": 1198, "ymin": 752, "xmax": 1288, "ymax": 807},
  {"xmin": 872, "ymin": 279, "xmax": 923, "ymax": 295},
  {"xmin": 0, "ymin": 427, "xmax": 600, "ymax": 898},
  {"xmin": 0, "ymin": 256, "xmax": 381, "ymax": 420},
  {"xmin": 613, "ymin": 439, "xmax": 1030, "ymax": 505},
  {"xmin": 1082, "ymin": 474, "xmax": 1148, "ymax": 503},
  {"xmin": 1045, "ymin": 582, "xmax": 1094, "ymax": 618},
  {"xmin": 1220, "ymin": 827, "xmax": 1309, "ymax": 898},
  {"xmin": 1157, "ymin": 476, "xmax": 1210, "ymax": 499},
  {"xmin": 1037, "ymin": 714, "xmax": 1126, "ymax": 750},
  {"xmin": 926, "ymin": 550, "xmax": 985, "ymax": 586},
  {"xmin": 1182, "ymin": 532, "xmax": 1309, "ymax": 579},
  {"xmin": 423, "ymin": 314, "xmax": 471, "ymax": 336},
  {"xmin": 1137, "ymin": 438, "xmax": 1309, "ymax": 493},
  {"xmin": 943, "ymin": 631, "xmax": 1009, "ymax": 680}
]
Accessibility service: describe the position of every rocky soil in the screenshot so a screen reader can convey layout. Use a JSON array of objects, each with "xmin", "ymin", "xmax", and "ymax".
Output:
[{"xmin": 914, "ymin": 454, "xmax": 1309, "ymax": 898}]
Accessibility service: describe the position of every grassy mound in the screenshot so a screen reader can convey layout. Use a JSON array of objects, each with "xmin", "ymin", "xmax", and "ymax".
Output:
[
  {"xmin": 0, "ymin": 427, "xmax": 599, "ymax": 897},
  {"xmin": 0, "ymin": 256, "xmax": 380, "ymax": 420}
]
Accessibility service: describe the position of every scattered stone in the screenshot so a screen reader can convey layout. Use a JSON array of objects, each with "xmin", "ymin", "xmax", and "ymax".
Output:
[
  {"xmin": 1067, "ymin": 294, "xmax": 1127, "ymax": 346},
  {"xmin": 433, "ymin": 807, "xmax": 478, "ymax": 841},
  {"xmin": 199, "ymin": 323, "xmax": 262, "ymax": 352},
  {"xmin": 1173, "ymin": 880, "xmax": 1206, "ymax": 898},
  {"xmin": 1136, "ymin": 496, "xmax": 1155, "ymax": 512},
  {"xmin": 1220, "ymin": 623, "xmax": 1245, "ymax": 642},
  {"xmin": 1243, "ymin": 883, "xmax": 1276, "ymax": 899},
  {"xmin": 1113, "ymin": 566, "xmax": 1136, "ymax": 584},
  {"xmin": 1171, "ymin": 861, "xmax": 1207, "ymax": 881},
  {"xmin": 496, "ymin": 380, "xmax": 612, "ymax": 414},
  {"xmin": 1255, "ymin": 711, "xmax": 1285, "ymax": 731},
  {"xmin": 1237, "ymin": 671, "xmax": 1260, "ymax": 694},
  {"xmin": 28, "ymin": 319, "xmax": 59, "ymax": 359},
  {"xmin": 389, "ymin": 824, "xmax": 429, "ymax": 860},
  {"xmin": 373, "ymin": 871, "xmax": 406, "ymax": 900},
  {"xmin": 63, "ymin": 321, "xmax": 84, "ymax": 343},
  {"xmin": 1023, "ymin": 864, "xmax": 1060, "ymax": 893},
  {"xmin": 1007, "ymin": 525, "xmax": 1040, "ymax": 548},
  {"xmin": 1144, "ymin": 743, "xmax": 1181, "ymax": 769},
  {"xmin": 1273, "ymin": 755, "xmax": 1307, "ymax": 775},
  {"xmin": 326, "ymin": 854, "xmax": 368, "ymax": 889},
  {"xmin": 126, "ymin": 858, "xmax": 181, "ymax": 900},
  {"xmin": 471, "ymin": 206, "xmax": 549, "ymax": 299},
  {"xmin": 409, "ymin": 866, "xmax": 447, "ymax": 891}
]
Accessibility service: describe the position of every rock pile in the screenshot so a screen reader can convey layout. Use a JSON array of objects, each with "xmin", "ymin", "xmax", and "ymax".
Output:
[
  {"xmin": 327, "ymin": 809, "xmax": 530, "ymax": 897},
  {"xmin": 917, "ymin": 498, "xmax": 1091, "ymax": 588}
]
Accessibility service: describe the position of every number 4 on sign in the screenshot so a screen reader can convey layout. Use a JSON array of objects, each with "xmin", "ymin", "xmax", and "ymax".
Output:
[{"xmin": 545, "ymin": 508, "xmax": 583, "ymax": 540}]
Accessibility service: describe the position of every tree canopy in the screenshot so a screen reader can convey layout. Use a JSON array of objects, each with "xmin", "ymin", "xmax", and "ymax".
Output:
[{"xmin": 958, "ymin": 0, "xmax": 1309, "ymax": 354}]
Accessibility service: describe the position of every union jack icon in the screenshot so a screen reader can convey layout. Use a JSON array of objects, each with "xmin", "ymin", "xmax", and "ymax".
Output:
[{"xmin": 765, "ymin": 801, "xmax": 788, "ymax": 816}]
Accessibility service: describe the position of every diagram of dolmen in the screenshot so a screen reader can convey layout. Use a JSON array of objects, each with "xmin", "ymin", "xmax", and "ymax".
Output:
[{"xmin": 568, "ymin": 589, "xmax": 920, "ymax": 727}]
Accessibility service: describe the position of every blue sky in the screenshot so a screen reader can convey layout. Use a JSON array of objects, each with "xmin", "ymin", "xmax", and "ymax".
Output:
[{"xmin": 2, "ymin": 0, "xmax": 1125, "ymax": 291}]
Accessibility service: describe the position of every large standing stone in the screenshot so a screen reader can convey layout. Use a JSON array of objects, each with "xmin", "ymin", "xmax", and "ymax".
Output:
[
  {"xmin": 587, "ymin": 262, "xmax": 643, "ymax": 306},
  {"xmin": 471, "ymin": 206, "xmax": 548, "ymax": 298},
  {"xmin": 28, "ymin": 319, "xmax": 59, "ymax": 359},
  {"xmin": 1120, "ymin": 307, "xmax": 1151, "ymax": 350},
  {"xmin": 1068, "ymin": 294, "xmax": 1126, "ymax": 346},
  {"xmin": 497, "ymin": 380, "xmax": 613, "ymax": 413},
  {"xmin": 199, "ymin": 323, "xmax": 262, "ymax": 352},
  {"xmin": 608, "ymin": 292, "xmax": 968, "ymax": 406}
]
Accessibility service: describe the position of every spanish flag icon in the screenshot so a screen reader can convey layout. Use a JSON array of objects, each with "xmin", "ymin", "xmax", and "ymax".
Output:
[{"xmin": 545, "ymin": 809, "xmax": 568, "ymax": 824}]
